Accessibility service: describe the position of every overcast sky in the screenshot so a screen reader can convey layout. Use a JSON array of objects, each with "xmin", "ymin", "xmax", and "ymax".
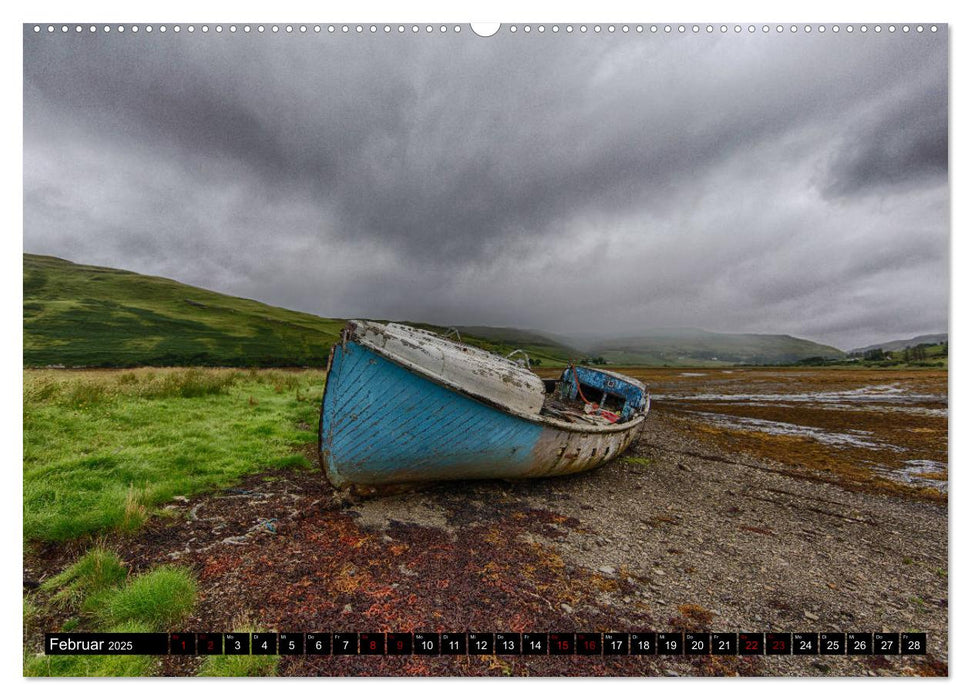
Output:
[{"xmin": 23, "ymin": 25, "xmax": 948, "ymax": 350}]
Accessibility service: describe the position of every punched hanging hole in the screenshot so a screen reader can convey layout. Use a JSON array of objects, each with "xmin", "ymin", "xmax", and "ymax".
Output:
[{"xmin": 470, "ymin": 23, "xmax": 501, "ymax": 37}]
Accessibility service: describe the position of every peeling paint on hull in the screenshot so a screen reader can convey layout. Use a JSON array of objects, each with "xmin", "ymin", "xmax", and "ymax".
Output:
[{"xmin": 319, "ymin": 322, "xmax": 647, "ymax": 488}]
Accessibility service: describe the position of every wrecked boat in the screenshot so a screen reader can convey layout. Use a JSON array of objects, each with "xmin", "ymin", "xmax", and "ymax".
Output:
[{"xmin": 319, "ymin": 320, "xmax": 650, "ymax": 488}]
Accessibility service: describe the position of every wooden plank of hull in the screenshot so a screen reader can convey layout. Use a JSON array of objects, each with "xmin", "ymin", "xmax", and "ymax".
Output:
[{"xmin": 320, "ymin": 339, "xmax": 644, "ymax": 487}]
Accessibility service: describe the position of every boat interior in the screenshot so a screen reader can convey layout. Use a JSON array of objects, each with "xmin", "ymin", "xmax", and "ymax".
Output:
[{"xmin": 540, "ymin": 365, "xmax": 647, "ymax": 426}]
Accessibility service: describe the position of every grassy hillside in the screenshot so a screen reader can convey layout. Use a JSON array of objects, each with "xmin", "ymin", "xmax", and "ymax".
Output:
[
  {"xmin": 23, "ymin": 255, "xmax": 579, "ymax": 368},
  {"xmin": 24, "ymin": 254, "xmax": 347, "ymax": 367},
  {"xmin": 850, "ymin": 333, "xmax": 948, "ymax": 355},
  {"xmin": 588, "ymin": 328, "xmax": 845, "ymax": 366}
]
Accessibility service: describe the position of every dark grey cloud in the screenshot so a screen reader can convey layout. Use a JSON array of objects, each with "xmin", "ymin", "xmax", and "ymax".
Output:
[
  {"xmin": 23, "ymin": 26, "xmax": 948, "ymax": 350},
  {"xmin": 823, "ymin": 80, "xmax": 947, "ymax": 198}
]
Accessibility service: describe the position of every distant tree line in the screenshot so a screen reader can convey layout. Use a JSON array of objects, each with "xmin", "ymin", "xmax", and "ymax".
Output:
[
  {"xmin": 863, "ymin": 348, "xmax": 888, "ymax": 362},
  {"xmin": 841, "ymin": 341, "xmax": 947, "ymax": 368}
]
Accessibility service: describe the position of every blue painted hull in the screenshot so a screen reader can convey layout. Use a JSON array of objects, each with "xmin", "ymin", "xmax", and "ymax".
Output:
[{"xmin": 319, "ymin": 339, "xmax": 643, "ymax": 487}]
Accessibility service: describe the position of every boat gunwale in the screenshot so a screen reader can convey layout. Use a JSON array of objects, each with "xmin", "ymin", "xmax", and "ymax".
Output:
[{"xmin": 347, "ymin": 324, "xmax": 648, "ymax": 436}]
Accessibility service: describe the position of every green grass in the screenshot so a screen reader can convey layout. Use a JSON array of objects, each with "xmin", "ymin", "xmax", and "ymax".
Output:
[
  {"xmin": 24, "ymin": 367, "xmax": 322, "ymax": 542},
  {"xmin": 25, "ymin": 550, "xmax": 277, "ymax": 677},
  {"xmin": 98, "ymin": 565, "xmax": 196, "ymax": 628},
  {"xmin": 198, "ymin": 654, "xmax": 279, "ymax": 677},
  {"xmin": 40, "ymin": 547, "xmax": 127, "ymax": 608},
  {"xmin": 198, "ymin": 649, "xmax": 279, "ymax": 677},
  {"xmin": 198, "ymin": 655, "xmax": 280, "ymax": 678},
  {"xmin": 25, "ymin": 553, "xmax": 199, "ymax": 677},
  {"xmin": 197, "ymin": 617, "xmax": 279, "ymax": 677}
]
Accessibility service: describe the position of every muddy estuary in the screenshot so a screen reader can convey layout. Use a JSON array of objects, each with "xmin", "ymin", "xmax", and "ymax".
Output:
[{"xmin": 620, "ymin": 368, "xmax": 948, "ymax": 498}]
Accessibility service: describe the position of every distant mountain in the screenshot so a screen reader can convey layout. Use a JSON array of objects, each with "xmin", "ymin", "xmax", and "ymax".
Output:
[
  {"xmin": 586, "ymin": 328, "xmax": 845, "ymax": 366},
  {"xmin": 851, "ymin": 333, "xmax": 948, "ymax": 355},
  {"xmin": 451, "ymin": 325, "xmax": 581, "ymax": 364}
]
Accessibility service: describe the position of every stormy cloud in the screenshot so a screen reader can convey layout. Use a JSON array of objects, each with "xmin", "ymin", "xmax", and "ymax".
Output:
[{"xmin": 23, "ymin": 25, "xmax": 949, "ymax": 350}]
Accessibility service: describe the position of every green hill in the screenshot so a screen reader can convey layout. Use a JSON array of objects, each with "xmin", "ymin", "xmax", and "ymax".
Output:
[
  {"xmin": 850, "ymin": 333, "xmax": 948, "ymax": 355},
  {"xmin": 588, "ymin": 328, "xmax": 845, "ymax": 366},
  {"xmin": 23, "ymin": 254, "xmax": 347, "ymax": 367},
  {"xmin": 22, "ymin": 254, "xmax": 579, "ymax": 368}
]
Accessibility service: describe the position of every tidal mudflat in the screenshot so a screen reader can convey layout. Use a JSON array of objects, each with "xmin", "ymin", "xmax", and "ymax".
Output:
[{"xmin": 620, "ymin": 368, "xmax": 948, "ymax": 500}]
